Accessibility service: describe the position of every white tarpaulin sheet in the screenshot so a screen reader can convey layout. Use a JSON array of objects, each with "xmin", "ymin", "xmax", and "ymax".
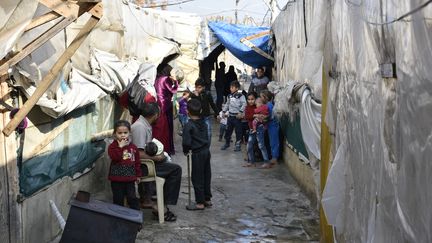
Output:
[
  {"xmin": 1, "ymin": 0, "xmax": 222, "ymax": 117},
  {"xmin": 272, "ymin": 1, "xmax": 325, "ymax": 161},
  {"xmin": 274, "ymin": 0, "xmax": 432, "ymax": 241},
  {"xmin": 0, "ymin": 0, "xmax": 38, "ymax": 60},
  {"xmin": 322, "ymin": 0, "xmax": 432, "ymax": 242},
  {"xmin": 14, "ymin": 49, "xmax": 143, "ymax": 118}
]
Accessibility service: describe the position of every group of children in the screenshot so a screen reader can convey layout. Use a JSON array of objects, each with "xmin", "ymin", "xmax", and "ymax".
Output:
[
  {"xmin": 107, "ymin": 76, "xmax": 279, "ymax": 213},
  {"xmin": 217, "ymin": 82, "xmax": 279, "ymax": 168}
]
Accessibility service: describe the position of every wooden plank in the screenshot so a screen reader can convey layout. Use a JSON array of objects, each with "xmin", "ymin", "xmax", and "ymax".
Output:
[
  {"xmin": 243, "ymin": 30, "xmax": 270, "ymax": 41},
  {"xmin": 38, "ymin": 0, "xmax": 79, "ymax": 18},
  {"xmin": 77, "ymin": 0, "xmax": 102, "ymax": 2},
  {"xmin": 5, "ymin": 113, "xmax": 21, "ymax": 243},
  {"xmin": 87, "ymin": 2, "xmax": 103, "ymax": 18},
  {"xmin": 90, "ymin": 129, "xmax": 113, "ymax": 142},
  {"xmin": 0, "ymin": 83, "xmax": 10, "ymax": 243},
  {"xmin": 24, "ymin": 119, "xmax": 73, "ymax": 161},
  {"xmin": 240, "ymin": 38, "xmax": 275, "ymax": 61},
  {"xmin": 0, "ymin": 16, "xmax": 77, "ymax": 76},
  {"xmin": 25, "ymin": 11, "xmax": 62, "ymax": 32},
  {"xmin": 2, "ymin": 16, "xmax": 100, "ymax": 137}
]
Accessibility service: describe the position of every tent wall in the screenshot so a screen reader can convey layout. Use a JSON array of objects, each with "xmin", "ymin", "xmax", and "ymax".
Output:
[
  {"xmin": 323, "ymin": 0, "xmax": 432, "ymax": 242},
  {"xmin": 274, "ymin": 0, "xmax": 432, "ymax": 242},
  {"xmin": 21, "ymin": 146, "xmax": 112, "ymax": 243},
  {"xmin": 271, "ymin": 0, "xmax": 327, "ymax": 205}
]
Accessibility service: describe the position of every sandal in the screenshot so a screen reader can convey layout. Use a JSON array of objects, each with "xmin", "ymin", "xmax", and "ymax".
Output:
[
  {"xmin": 204, "ymin": 201, "xmax": 213, "ymax": 207},
  {"xmin": 186, "ymin": 203, "xmax": 205, "ymax": 211},
  {"xmin": 242, "ymin": 163, "xmax": 252, "ymax": 167},
  {"xmin": 152, "ymin": 210, "xmax": 177, "ymax": 222},
  {"xmin": 260, "ymin": 163, "xmax": 272, "ymax": 169}
]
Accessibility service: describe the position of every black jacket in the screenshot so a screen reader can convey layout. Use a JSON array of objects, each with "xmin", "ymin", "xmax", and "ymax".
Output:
[
  {"xmin": 191, "ymin": 91, "xmax": 218, "ymax": 117},
  {"xmin": 182, "ymin": 118, "xmax": 209, "ymax": 154}
]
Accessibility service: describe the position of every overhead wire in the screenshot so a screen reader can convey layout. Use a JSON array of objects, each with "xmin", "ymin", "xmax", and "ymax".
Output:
[
  {"xmin": 149, "ymin": 0, "xmax": 196, "ymax": 8},
  {"xmin": 345, "ymin": 0, "xmax": 432, "ymax": 25}
]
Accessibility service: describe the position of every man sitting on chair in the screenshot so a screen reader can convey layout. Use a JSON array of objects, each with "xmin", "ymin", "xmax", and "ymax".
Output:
[{"xmin": 131, "ymin": 102, "xmax": 181, "ymax": 222}]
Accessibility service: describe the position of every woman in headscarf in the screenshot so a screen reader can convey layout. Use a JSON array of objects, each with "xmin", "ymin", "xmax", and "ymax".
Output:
[{"xmin": 152, "ymin": 63, "xmax": 184, "ymax": 155}]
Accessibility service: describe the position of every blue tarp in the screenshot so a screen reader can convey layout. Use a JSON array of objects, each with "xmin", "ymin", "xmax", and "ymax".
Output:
[{"xmin": 208, "ymin": 22, "xmax": 273, "ymax": 68}]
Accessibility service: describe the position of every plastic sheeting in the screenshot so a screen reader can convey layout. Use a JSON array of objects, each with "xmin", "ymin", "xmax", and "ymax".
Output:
[
  {"xmin": 299, "ymin": 88, "xmax": 321, "ymax": 160},
  {"xmin": 269, "ymin": 79, "xmax": 321, "ymax": 160},
  {"xmin": 5, "ymin": 0, "xmax": 181, "ymax": 117},
  {"xmin": 208, "ymin": 21, "xmax": 273, "ymax": 68},
  {"xmin": 320, "ymin": 0, "xmax": 432, "ymax": 242},
  {"xmin": 0, "ymin": 0, "xmax": 38, "ymax": 59},
  {"xmin": 271, "ymin": 1, "xmax": 327, "ymax": 100},
  {"xmin": 4, "ymin": 0, "xmax": 220, "ymax": 117},
  {"xmin": 271, "ymin": 1, "xmax": 325, "ymax": 166},
  {"xmin": 20, "ymin": 97, "xmax": 114, "ymax": 197},
  {"xmin": 14, "ymin": 49, "xmax": 142, "ymax": 118}
]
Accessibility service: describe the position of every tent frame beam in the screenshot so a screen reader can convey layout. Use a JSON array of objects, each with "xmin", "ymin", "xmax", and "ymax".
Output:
[{"xmin": 1, "ymin": 1, "xmax": 103, "ymax": 136}]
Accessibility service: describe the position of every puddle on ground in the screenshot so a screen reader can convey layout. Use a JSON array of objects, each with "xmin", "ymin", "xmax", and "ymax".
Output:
[
  {"xmin": 238, "ymin": 229, "xmax": 257, "ymax": 236},
  {"xmin": 236, "ymin": 219, "xmax": 256, "ymax": 228}
]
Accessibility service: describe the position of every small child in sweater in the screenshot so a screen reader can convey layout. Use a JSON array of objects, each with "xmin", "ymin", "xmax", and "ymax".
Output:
[
  {"xmin": 251, "ymin": 97, "xmax": 269, "ymax": 133},
  {"xmin": 178, "ymin": 91, "xmax": 190, "ymax": 129},
  {"xmin": 108, "ymin": 120, "xmax": 142, "ymax": 210},
  {"xmin": 217, "ymin": 103, "xmax": 228, "ymax": 141}
]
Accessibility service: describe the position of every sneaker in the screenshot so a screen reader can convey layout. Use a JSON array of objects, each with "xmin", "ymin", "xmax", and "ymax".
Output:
[{"xmin": 221, "ymin": 143, "xmax": 230, "ymax": 150}]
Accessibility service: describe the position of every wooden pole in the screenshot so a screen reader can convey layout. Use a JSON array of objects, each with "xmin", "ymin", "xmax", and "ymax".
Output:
[
  {"xmin": 0, "ymin": 83, "xmax": 11, "ymax": 243},
  {"xmin": 0, "ymin": 16, "xmax": 76, "ymax": 76},
  {"xmin": 2, "ymin": 16, "xmax": 100, "ymax": 136},
  {"xmin": 0, "ymin": 82, "xmax": 21, "ymax": 243},
  {"xmin": 24, "ymin": 11, "xmax": 62, "ymax": 32},
  {"xmin": 320, "ymin": 65, "xmax": 334, "ymax": 242},
  {"xmin": 90, "ymin": 129, "xmax": 113, "ymax": 142}
]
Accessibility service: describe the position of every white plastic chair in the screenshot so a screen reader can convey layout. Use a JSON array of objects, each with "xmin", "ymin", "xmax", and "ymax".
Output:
[{"xmin": 139, "ymin": 159, "xmax": 165, "ymax": 224}]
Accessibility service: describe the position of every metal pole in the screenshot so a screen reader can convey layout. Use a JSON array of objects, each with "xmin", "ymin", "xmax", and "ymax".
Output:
[{"xmin": 187, "ymin": 151, "xmax": 192, "ymax": 206}]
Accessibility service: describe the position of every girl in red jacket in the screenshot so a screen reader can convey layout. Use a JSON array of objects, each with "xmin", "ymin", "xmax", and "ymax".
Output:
[
  {"xmin": 243, "ymin": 92, "xmax": 257, "ymax": 167},
  {"xmin": 108, "ymin": 120, "xmax": 142, "ymax": 209}
]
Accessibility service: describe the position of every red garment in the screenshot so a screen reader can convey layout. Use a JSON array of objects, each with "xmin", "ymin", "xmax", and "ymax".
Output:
[
  {"xmin": 108, "ymin": 141, "xmax": 142, "ymax": 182},
  {"xmin": 131, "ymin": 93, "xmax": 156, "ymax": 124},
  {"xmin": 244, "ymin": 104, "xmax": 256, "ymax": 129},
  {"xmin": 254, "ymin": 105, "xmax": 269, "ymax": 124}
]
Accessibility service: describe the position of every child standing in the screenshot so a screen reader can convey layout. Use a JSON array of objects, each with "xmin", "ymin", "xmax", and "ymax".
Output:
[
  {"xmin": 221, "ymin": 81, "xmax": 246, "ymax": 152},
  {"xmin": 182, "ymin": 99, "xmax": 212, "ymax": 210},
  {"xmin": 251, "ymin": 97, "xmax": 269, "ymax": 133},
  {"xmin": 108, "ymin": 120, "xmax": 142, "ymax": 209},
  {"xmin": 244, "ymin": 92, "xmax": 257, "ymax": 167},
  {"xmin": 253, "ymin": 97, "xmax": 270, "ymax": 168},
  {"xmin": 191, "ymin": 78, "xmax": 218, "ymax": 144},
  {"xmin": 217, "ymin": 103, "xmax": 228, "ymax": 142},
  {"xmin": 178, "ymin": 91, "xmax": 190, "ymax": 131}
]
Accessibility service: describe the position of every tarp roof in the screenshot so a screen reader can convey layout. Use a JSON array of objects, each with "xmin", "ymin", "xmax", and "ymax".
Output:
[{"xmin": 208, "ymin": 21, "xmax": 273, "ymax": 68}]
